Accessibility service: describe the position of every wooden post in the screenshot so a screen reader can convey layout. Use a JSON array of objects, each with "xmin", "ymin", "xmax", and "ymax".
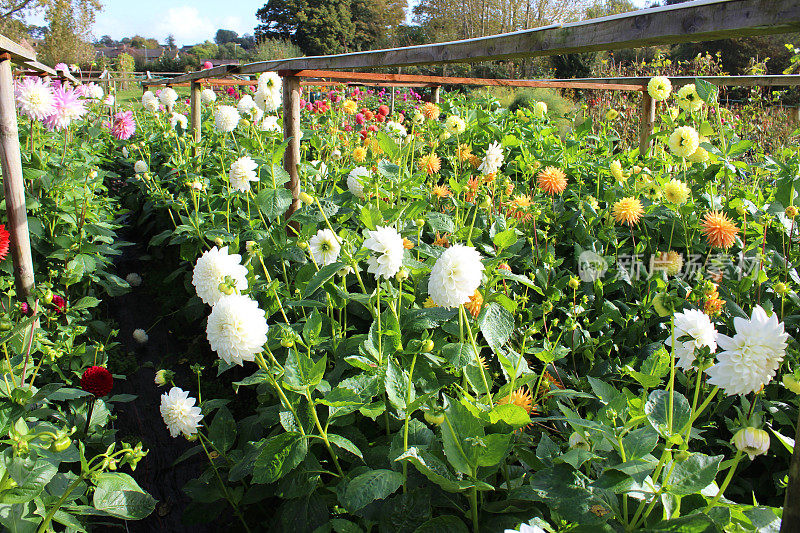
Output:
[
  {"xmin": 190, "ymin": 81, "xmax": 202, "ymax": 145},
  {"xmin": 638, "ymin": 92, "xmax": 655, "ymax": 157},
  {"xmin": 432, "ymin": 85, "xmax": 440, "ymax": 104},
  {"xmin": 0, "ymin": 54, "xmax": 34, "ymax": 297},
  {"xmin": 781, "ymin": 410, "xmax": 800, "ymax": 533},
  {"xmin": 390, "ymin": 87, "xmax": 395, "ymax": 116},
  {"xmin": 280, "ymin": 71, "xmax": 301, "ymax": 229}
]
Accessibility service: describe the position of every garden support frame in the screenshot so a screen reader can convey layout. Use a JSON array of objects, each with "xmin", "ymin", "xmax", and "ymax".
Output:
[{"xmin": 147, "ymin": 2, "xmax": 800, "ymax": 526}]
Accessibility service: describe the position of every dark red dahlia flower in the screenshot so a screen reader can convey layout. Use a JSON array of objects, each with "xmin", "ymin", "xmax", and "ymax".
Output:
[
  {"xmin": 51, "ymin": 295, "xmax": 66, "ymax": 314},
  {"xmin": 0, "ymin": 224, "xmax": 10, "ymax": 261},
  {"xmin": 81, "ymin": 366, "xmax": 113, "ymax": 397}
]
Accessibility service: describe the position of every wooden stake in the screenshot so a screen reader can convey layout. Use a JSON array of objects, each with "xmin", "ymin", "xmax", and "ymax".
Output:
[
  {"xmin": 432, "ymin": 85, "xmax": 441, "ymax": 104},
  {"xmin": 280, "ymin": 71, "xmax": 301, "ymax": 231},
  {"xmin": 639, "ymin": 92, "xmax": 655, "ymax": 158},
  {"xmin": 781, "ymin": 409, "xmax": 800, "ymax": 532},
  {"xmin": 0, "ymin": 55, "xmax": 34, "ymax": 297},
  {"xmin": 190, "ymin": 80, "xmax": 202, "ymax": 145}
]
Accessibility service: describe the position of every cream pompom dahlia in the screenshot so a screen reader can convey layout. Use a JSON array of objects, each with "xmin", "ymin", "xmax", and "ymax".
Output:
[
  {"xmin": 159, "ymin": 87, "xmax": 178, "ymax": 108},
  {"xmin": 214, "ymin": 105, "xmax": 240, "ymax": 133},
  {"xmin": 192, "ymin": 246, "xmax": 249, "ymax": 306},
  {"xmin": 206, "ymin": 295, "xmax": 268, "ymax": 365},
  {"xmin": 428, "ymin": 244, "xmax": 485, "ymax": 308},
  {"xmin": 348, "ymin": 167, "xmax": 369, "ymax": 198}
]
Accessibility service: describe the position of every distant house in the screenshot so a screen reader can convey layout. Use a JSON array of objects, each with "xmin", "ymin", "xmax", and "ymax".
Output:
[{"xmin": 96, "ymin": 45, "xmax": 178, "ymax": 62}]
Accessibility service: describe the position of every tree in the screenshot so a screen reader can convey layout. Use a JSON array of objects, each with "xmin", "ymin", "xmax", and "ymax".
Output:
[
  {"xmin": 255, "ymin": 0, "xmax": 395, "ymax": 55},
  {"xmin": 37, "ymin": 0, "xmax": 100, "ymax": 65},
  {"xmin": 165, "ymin": 34, "xmax": 176, "ymax": 49},
  {"xmin": 584, "ymin": 0, "xmax": 635, "ymax": 19},
  {"xmin": 96, "ymin": 34, "xmax": 116, "ymax": 47},
  {"xmin": 215, "ymin": 29, "xmax": 239, "ymax": 44},
  {"xmin": 0, "ymin": 0, "xmax": 100, "ymax": 42}
]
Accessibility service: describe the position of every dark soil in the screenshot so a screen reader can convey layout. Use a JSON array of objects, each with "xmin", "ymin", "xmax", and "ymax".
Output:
[{"xmin": 99, "ymin": 234, "xmax": 214, "ymax": 533}]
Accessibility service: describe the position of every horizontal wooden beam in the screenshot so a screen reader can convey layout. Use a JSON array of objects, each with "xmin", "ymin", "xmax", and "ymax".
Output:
[
  {"xmin": 0, "ymin": 35, "xmax": 35, "ymax": 62},
  {"xmin": 292, "ymin": 69, "xmax": 645, "ymax": 91},
  {"xmin": 19, "ymin": 60, "xmax": 55, "ymax": 76},
  {"xmin": 231, "ymin": 0, "xmax": 800, "ymax": 73},
  {"xmin": 558, "ymin": 75, "xmax": 800, "ymax": 88}
]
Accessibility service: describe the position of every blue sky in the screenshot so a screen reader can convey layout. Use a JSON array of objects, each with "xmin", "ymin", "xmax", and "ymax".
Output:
[{"xmin": 28, "ymin": 1, "xmax": 650, "ymax": 47}]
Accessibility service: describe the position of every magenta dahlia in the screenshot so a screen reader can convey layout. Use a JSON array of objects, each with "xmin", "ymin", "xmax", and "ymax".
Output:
[{"xmin": 106, "ymin": 110, "xmax": 136, "ymax": 140}]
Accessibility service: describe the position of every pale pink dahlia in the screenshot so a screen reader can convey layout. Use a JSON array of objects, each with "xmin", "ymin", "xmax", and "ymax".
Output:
[{"xmin": 43, "ymin": 86, "xmax": 86, "ymax": 131}]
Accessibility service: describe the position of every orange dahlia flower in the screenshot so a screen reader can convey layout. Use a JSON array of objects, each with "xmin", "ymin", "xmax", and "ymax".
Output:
[
  {"xmin": 537, "ymin": 166, "xmax": 567, "ymax": 195},
  {"xmin": 612, "ymin": 197, "xmax": 644, "ymax": 226},
  {"xmin": 701, "ymin": 211, "xmax": 739, "ymax": 249}
]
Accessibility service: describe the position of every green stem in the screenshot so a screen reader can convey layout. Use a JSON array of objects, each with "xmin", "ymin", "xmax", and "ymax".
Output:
[
  {"xmin": 307, "ymin": 396, "xmax": 344, "ymax": 477},
  {"xmin": 710, "ymin": 450, "xmax": 743, "ymax": 505},
  {"xmin": 200, "ymin": 435, "xmax": 252, "ymax": 533},
  {"xmin": 402, "ymin": 351, "xmax": 419, "ymax": 493}
]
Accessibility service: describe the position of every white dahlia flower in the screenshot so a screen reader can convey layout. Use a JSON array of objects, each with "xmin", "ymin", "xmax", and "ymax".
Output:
[
  {"xmin": 260, "ymin": 115, "xmax": 281, "ymax": 132},
  {"xmin": 214, "ymin": 105, "xmax": 240, "ymax": 133},
  {"xmin": 504, "ymin": 523, "xmax": 546, "ymax": 533},
  {"xmin": 309, "ymin": 229, "xmax": 341, "ymax": 266},
  {"xmin": 206, "ymin": 294, "xmax": 268, "ymax": 365},
  {"xmin": 478, "ymin": 142, "xmax": 503, "ymax": 175},
  {"xmin": 86, "ymin": 83, "xmax": 104, "ymax": 100},
  {"xmin": 200, "ymin": 88, "xmax": 216, "ymax": 104},
  {"xmin": 363, "ymin": 225, "xmax": 404, "ymax": 279},
  {"xmin": 133, "ymin": 328, "xmax": 149, "ymax": 344},
  {"xmin": 134, "ymin": 160, "xmax": 148, "ymax": 174},
  {"xmin": 126, "ymin": 272, "xmax": 142, "ymax": 287},
  {"xmin": 15, "ymin": 77, "xmax": 56, "ymax": 120},
  {"xmin": 159, "ymin": 87, "xmax": 178, "ymax": 108},
  {"xmin": 428, "ymin": 244, "xmax": 484, "ymax": 307},
  {"xmin": 169, "ymin": 112, "xmax": 188, "ymax": 130},
  {"xmin": 706, "ymin": 305, "xmax": 789, "ymax": 395},
  {"xmin": 143, "ymin": 95, "xmax": 159, "ymax": 113},
  {"xmin": 192, "ymin": 246, "xmax": 249, "ymax": 306},
  {"xmin": 255, "ymin": 89, "xmax": 280, "ymax": 113},
  {"xmin": 141, "ymin": 90, "xmax": 155, "ymax": 105},
  {"xmin": 229, "ymin": 156, "xmax": 259, "ymax": 192},
  {"xmin": 348, "ymin": 167, "xmax": 369, "ymax": 198},
  {"xmin": 160, "ymin": 387, "xmax": 203, "ymax": 438},
  {"xmin": 237, "ymin": 94, "xmax": 257, "ymax": 114},
  {"xmin": 385, "ymin": 120, "xmax": 407, "ymax": 138},
  {"xmin": 666, "ymin": 309, "xmax": 717, "ymax": 371}
]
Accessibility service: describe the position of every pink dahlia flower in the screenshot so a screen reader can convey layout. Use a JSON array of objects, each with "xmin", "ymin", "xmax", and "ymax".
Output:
[
  {"xmin": 43, "ymin": 86, "xmax": 86, "ymax": 131},
  {"xmin": 106, "ymin": 110, "xmax": 136, "ymax": 140}
]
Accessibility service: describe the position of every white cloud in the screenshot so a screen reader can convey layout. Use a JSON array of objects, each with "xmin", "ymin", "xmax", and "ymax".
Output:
[{"xmin": 156, "ymin": 6, "xmax": 216, "ymax": 45}]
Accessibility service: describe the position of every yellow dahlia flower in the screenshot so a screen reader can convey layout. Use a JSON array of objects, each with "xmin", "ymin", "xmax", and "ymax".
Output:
[
  {"xmin": 663, "ymin": 178, "xmax": 690, "ymax": 205},
  {"xmin": 676, "ymin": 84, "xmax": 703, "ymax": 112},
  {"xmin": 647, "ymin": 76, "xmax": 672, "ymax": 101},
  {"xmin": 668, "ymin": 126, "xmax": 700, "ymax": 158}
]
